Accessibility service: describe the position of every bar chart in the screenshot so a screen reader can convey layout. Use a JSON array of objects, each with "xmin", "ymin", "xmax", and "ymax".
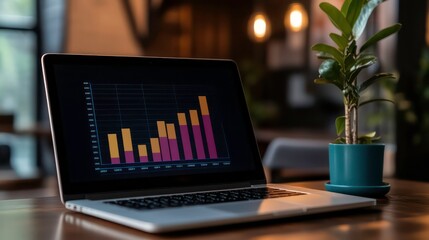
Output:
[{"xmin": 84, "ymin": 82, "xmax": 230, "ymax": 174}]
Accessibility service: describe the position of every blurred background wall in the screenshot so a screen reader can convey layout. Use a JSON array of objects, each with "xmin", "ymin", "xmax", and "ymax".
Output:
[{"xmin": 0, "ymin": 0, "xmax": 428, "ymax": 181}]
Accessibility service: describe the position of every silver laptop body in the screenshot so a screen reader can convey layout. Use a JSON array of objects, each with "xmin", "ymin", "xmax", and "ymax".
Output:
[{"xmin": 42, "ymin": 54, "xmax": 375, "ymax": 233}]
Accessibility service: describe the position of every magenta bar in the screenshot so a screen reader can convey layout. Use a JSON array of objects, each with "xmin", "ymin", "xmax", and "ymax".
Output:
[
  {"xmin": 192, "ymin": 125, "xmax": 206, "ymax": 159},
  {"xmin": 169, "ymin": 139, "xmax": 180, "ymax": 160},
  {"xmin": 124, "ymin": 151, "xmax": 134, "ymax": 163},
  {"xmin": 202, "ymin": 115, "xmax": 218, "ymax": 159},
  {"xmin": 152, "ymin": 152, "xmax": 162, "ymax": 162},
  {"xmin": 159, "ymin": 137, "xmax": 171, "ymax": 161},
  {"xmin": 179, "ymin": 125, "xmax": 193, "ymax": 160},
  {"xmin": 139, "ymin": 156, "xmax": 148, "ymax": 163},
  {"xmin": 139, "ymin": 156, "xmax": 148, "ymax": 162},
  {"xmin": 111, "ymin": 157, "xmax": 120, "ymax": 164}
]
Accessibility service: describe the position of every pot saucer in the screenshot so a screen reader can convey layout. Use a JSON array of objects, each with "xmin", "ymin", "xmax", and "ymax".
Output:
[{"xmin": 325, "ymin": 182, "xmax": 390, "ymax": 198}]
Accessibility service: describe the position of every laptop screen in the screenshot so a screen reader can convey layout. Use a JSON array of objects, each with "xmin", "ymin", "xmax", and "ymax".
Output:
[{"xmin": 42, "ymin": 54, "xmax": 265, "ymax": 195}]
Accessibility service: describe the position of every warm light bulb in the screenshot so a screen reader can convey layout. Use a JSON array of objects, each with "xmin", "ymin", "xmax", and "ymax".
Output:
[
  {"xmin": 285, "ymin": 3, "xmax": 308, "ymax": 32},
  {"xmin": 254, "ymin": 16, "xmax": 267, "ymax": 38},
  {"xmin": 290, "ymin": 10, "xmax": 303, "ymax": 30},
  {"xmin": 248, "ymin": 12, "xmax": 271, "ymax": 42}
]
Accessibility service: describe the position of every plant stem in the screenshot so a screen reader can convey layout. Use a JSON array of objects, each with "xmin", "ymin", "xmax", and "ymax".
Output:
[
  {"xmin": 352, "ymin": 106, "xmax": 358, "ymax": 144},
  {"xmin": 345, "ymin": 101, "xmax": 352, "ymax": 144}
]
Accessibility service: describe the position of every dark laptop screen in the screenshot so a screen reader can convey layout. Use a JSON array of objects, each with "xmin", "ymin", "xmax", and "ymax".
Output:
[{"xmin": 43, "ymin": 55, "xmax": 265, "ymax": 195}]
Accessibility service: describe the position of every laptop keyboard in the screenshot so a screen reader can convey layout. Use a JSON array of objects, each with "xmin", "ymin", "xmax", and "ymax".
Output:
[{"xmin": 104, "ymin": 187, "xmax": 305, "ymax": 210}]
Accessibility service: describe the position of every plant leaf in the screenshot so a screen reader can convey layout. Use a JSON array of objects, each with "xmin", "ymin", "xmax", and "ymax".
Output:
[
  {"xmin": 348, "ymin": 68, "xmax": 363, "ymax": 84},
  {"xmin": 359, "ymin": 98, "xmax": 395, "ymax": 108},
  {"xmin": 352, "ymin": 0, "xmax": 384, "ymax": 40},
  {"xmin": 335, "ymin": 116, "xmax": 346, "ymax": 136},
  {"xmin": 312, "ymin": 44, "xmax": 344, "ymax": 66},
  {"xmin": 360, "ymin": 23, "xmax": 402, "ymax": 52},
  {"xmin": 330, "ymin": 33, "xmax": 348, "ymax": 51},
  {"xmin": 346, "ymin": 0, "xmax": 365, "ymax": 28},
  {"xmin": 341, "ymin": 0, "xmax": 352, "ymax": 16},
  {"xmin": 344, "ymin": 52, "xmax": 355, "ymax": 72},
  {"xmin": 319, "ymin": 2, "xmax": 352, "ymax": 37},
  {"xmin": 314, "ymin": 78, "xmax": 341, "ymax": 89},
  {"xmin": 347, "ymin": 55, "xmax": 377, "ymax": 82},
  {"xmin": 319, "ymin": 59, "xmax": 341, "ymax": 80},
  {"xmin": 351, "ymin": 55, "xmax": 377, "ymax": 72},
  {"xmin": 318, "ymin": 60, "xmax": 343, "ymax": 89},
  {"xmin": 314, "ymin": 78, "xmax": 331, "ymax": 84},
  {"xmin": 362, "ymin": 131, "xmax": 376, "ymax": 138},
  {"xmin": 359, "ymin": 73, "xmax": 395, "ymax": 93},
  {"xmin": 333, "ymin": 137, "xmax": 346, "ymax": 144},
  {"xmin": 358, "ymin": 132, "xmax": 381, "ymax": 144},
  {"xmin": 316, "ymin": 52, "xmax": 336, "ymax": 60},
  {"xmin": 358, "ymin": 136, "xmax": 381, "ymax": 144}
]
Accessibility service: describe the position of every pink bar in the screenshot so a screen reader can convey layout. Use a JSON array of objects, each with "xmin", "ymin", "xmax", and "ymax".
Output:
[
  {"xmin": 159, "ymin": 137, "xmax": 171, "ymax": 161},
  {"xmin": 152, "ymin": 152, "xmax": 162, "ymax": 162},
  {"xmin": 139, "ymin": 156, "xmax": 148, "ymax": 163},
  {"xmin": 192, "ymin": 125, "xmax": 206, "ymax": 159},
  {"xmin": 179, "ymin": 125, "xmax": 193, "ymax": 160},
  {"xmin": 124, "ymin": 151, "xmax": 134, "ymax": 163},
  {"xmin": 111, "ymin": 157, "xmax": 120, "ymax": 164},
  {"xmin": 202, "ymin": 115, "xmax": 218, "ymax": 159},
  {"xmin": 169, "ymin": 139, "xmax": 180, "ymax": 160}
]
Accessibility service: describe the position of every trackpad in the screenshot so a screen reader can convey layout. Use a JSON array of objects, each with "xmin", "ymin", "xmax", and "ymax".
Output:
[{"xmin": 208, "ymin": 200, "xmax": 304, "ymax": 215}]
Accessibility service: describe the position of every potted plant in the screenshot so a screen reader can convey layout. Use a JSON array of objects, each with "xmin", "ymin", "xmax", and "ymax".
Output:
[{"xmin": 311, "ymin": 0, "xmax": 401, "ymax": 197}]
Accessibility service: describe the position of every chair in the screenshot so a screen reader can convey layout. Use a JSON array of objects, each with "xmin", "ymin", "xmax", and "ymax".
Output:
[{"xmin": 262, "ymin": 138, "xmax": 330, "ymax": 183}]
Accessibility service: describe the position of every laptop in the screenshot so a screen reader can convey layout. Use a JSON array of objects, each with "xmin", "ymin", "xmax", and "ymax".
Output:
[{"xmin": 41, "ymin": 53, "xmax": 375, "ymax": 233}]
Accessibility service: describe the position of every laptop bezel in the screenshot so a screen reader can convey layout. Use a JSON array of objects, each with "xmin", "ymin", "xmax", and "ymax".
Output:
[{"xmin": 42, "ymin": 54, "xmax": 267, "ymax": 201}]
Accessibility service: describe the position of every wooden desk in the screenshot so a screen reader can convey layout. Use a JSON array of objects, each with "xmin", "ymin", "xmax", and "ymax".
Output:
[{"xmin": 1, "ymin": 179, "xmax": 429, "ymax": 240}]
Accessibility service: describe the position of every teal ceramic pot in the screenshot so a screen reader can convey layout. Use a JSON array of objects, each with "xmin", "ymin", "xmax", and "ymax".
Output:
[{"xmin": 328, "ymin": 143, "xmax": 385, "ymax": 186}]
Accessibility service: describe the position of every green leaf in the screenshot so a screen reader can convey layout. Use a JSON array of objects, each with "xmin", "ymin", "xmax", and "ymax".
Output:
[
  {"xmin": 351, "ymin": 55, "xmax": 377, "ymax": 72},
  {"xmin": 347, "ymin": 40, "xmax": 357, "ymax": 55},
  {"xmin": 359, "ymin": 73, "xmax": 395, "ymax": 93},
  {"xmin": 316, "ymin": 52, "xmax": 336, "ymax": 60},
  {"xmin": 319, "ymin": 59, "xmax": 341, "ymax": 80},
  {"xmin": 317, "ymin": 60, "xmax": 343, "ymax": 89},
  {"xmin": 358, "ymin": 136, "xmax": 381, "ymax": 144},
  {"xmin": 330, "ymin": 33, "xmax": 348, "ymax": 51},
  {"xmin": 348, "ymin": 67, "xmax": 363, "ymax": 83},
  {"xmin": 358, "ymin": 132, "xmax": 381, "ymax": 144},
  {"xmin": 352, "ymin": 0, "xmax": 384, "ymax": 40},
  {"xmin": 360, "ymin": 23, "xmax": 402, "ymax": 52},
  {"xmin": 319, "ymin": 2, "xmax": 352, "ymax": 37},
  {"xmin": 359, "ymin": 98, "xmax": 395, "ymax": 108},
  {"xmin": 346, "ymin": 55, "xmax": 377, "ymax": 82},
  {"xmin": 344, "ymin": 52, "xmax": 356, "ymax": 72},
  {"xmin": 341, "ymin": 0, "xmax": 352, "ymax": 16},
  {"xmin": 333, "ymin": 137, "xmax": 346, "ymax": 144},
  {"xmin": 361, "ymin": 131, "xmax": 376, "ymax": 138},
  {"xmin": 312, "ymin": 43, "xmax": 344, "ymax": 66},
  {"xmin": 346, "ymin": 0, "xmax": 365, "ymax": 28},
  {"xmin": 335, "ymin": 116, "xmax": 346, "ymax": 136},
  {"xmin": 314, "ymin": 78, "xmax": 331, "ymax": 84}
]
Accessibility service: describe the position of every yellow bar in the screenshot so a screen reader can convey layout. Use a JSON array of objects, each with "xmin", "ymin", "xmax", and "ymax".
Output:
[
  {"xmin": 178, "ymin": 113, "xmax": 187, "ymax": 125},
  {"xmin": 121, "ymin": 128, "xmax": 133, "ymax": 151},
  {"xmin": 108, "ymin": 134, "xmax": 120, "ymax": 158},
  {"xmin": 150, "ymin": 138, "xmax": 160, "ymax": 153},
  {"xmin": 138, "ymin": 144, "xmax": 148, "ymax": 157},
  {"xmin": 189, "ymin": 110, "xmax": 200, "ymax": 126},
  {"xmin": 199, "ymin": 96, "xmax": 210, "ymax": 115},
  {"xmin": 157, "ymin": 121, "xmax": 167, "ymax": 137},
  {"xmin": 166, "ymin": 123, "xmax": 177, "ymax": 139}
]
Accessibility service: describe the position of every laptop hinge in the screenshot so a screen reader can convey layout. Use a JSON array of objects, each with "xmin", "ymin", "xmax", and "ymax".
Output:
[{"xmin": 85, "ymin": 182, "xmax": 253, "ymax": 200}]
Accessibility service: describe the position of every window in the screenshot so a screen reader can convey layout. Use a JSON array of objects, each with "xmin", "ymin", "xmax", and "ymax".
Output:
[{"xmin": 0, "ymin": 0, "xmax": 38, "ymax": 175}]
